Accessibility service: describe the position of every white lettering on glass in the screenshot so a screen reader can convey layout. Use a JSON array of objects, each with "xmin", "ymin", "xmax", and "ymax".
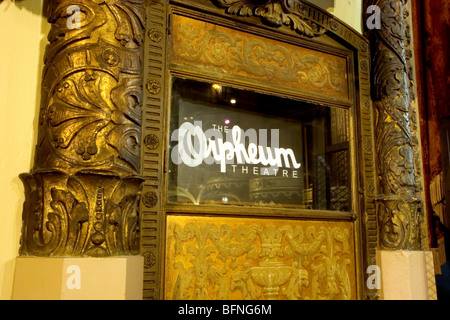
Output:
[{"xmin": 171, "ymin": 121, "xmax": 301, "ymax": 173}]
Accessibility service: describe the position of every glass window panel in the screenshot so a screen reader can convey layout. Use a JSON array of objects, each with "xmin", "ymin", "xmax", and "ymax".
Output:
[{"xmin": 168, "ymin": 77, "xmax": 351, "ymax": 211}]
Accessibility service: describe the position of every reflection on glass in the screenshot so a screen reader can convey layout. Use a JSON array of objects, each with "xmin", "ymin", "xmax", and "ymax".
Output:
[{"xmin": 168, "ymin": 78, "xmax": 351, "ymax": 211}]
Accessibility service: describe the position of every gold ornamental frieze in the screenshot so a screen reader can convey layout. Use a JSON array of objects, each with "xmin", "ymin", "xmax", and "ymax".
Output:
[
  {"xmin": 171, "ymin": 15, "xmax": 350, "ymax": 102},
  {"xmin": 165, "ymin": 215, "xmax": 356, "ymax": 300}
]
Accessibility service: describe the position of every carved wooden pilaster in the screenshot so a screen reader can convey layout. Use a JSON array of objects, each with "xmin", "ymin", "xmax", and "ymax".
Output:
[
  {"xmin": 366, "ymin": 0, "xmax": 422, "ymax": 250},
  {"xmin": 19, "ymin": 0, "xmax": 147, "ymax": 257}
]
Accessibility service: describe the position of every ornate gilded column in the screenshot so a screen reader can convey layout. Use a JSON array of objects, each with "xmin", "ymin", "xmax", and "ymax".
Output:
[
  {"xmin": 365, "ymin": 0, "xmax": 423, "ymax": 250},
  {"xmin": 19, "ymin": 0, "xmax": 146, "ymax": 257}
]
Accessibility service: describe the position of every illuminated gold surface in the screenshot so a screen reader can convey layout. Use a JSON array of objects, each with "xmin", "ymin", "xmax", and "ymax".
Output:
[
  {"xmin": 165, "ymin": 215, "xmax": 356, "ymax": 300},
  {"xmin": 171, "ymin": 15, "xmax": 350, "ymax": 102}
]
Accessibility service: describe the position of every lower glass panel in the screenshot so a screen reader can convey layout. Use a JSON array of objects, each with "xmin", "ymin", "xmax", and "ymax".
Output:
[
  {"xmin": 164, "ymin": 215, "xmax": 357, "ymax": 300},
  {"xmin": 168, "ymin": 77, "xmax": 352, "ymax": 211}
]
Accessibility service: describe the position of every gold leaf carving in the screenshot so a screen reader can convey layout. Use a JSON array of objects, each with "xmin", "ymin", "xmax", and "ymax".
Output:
[
  {"xmin": 212, "ymin": 0, "xmax": 325, "ymax": 38},
  {"xmin": 172, "ymin": 16, "xmax": 349, "ymax": 101},
  {"xmin": 367, "ymin": 0, "xmax": 423, "ymax": 250},
  {"xmin": 165, "ymin": 216, "xmax": 356, "ymax": 300},
  {"xmin": 21, "ymin": 0, "xmax": 147, "ymax": 257}
]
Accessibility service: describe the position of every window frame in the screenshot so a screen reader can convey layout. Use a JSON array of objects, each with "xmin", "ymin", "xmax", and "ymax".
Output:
[{"xmin": 140, "ymin": 0, "xmax": 376, "ymax": 300}]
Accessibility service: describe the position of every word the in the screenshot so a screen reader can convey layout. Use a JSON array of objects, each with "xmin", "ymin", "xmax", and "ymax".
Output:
[{"xmin": 171, "ymin": 121, "xmax": 301, "ymax": 173}]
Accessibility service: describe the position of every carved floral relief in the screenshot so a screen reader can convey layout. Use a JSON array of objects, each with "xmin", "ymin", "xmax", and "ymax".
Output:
[
  {"xmin": 20, "ymin": 172, "xmax": 142, "ymax": 256},
  {"xmin": 20, "ymin": 0, "xmax": 147, "ymax": 257},
  {"xmin": 212, "ymin": 0, "xmax": 325, "ymax": 37},
  {"xmin": 165, "ymin": 216, "xmax": 356, "ymax": 300},
  {"xmin": 38, "ymin": 0, "xmax": 146, "ymax": 174},
  {"xmin": 171, "ymin": 15, "xmax": 349, "ymax": 102},
  {"xmin": 367, "ymin": 0, "xmax": 423, "ymax": 250}
]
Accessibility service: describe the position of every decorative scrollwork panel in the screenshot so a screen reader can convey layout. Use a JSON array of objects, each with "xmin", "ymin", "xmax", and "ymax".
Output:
[
  {"xmin": 20, "ymin": 171, "xmax": 143, "ymax": 256},
  {"xmin": 171, "ymin": 15, "xmax": 350, "ymax": 103},
  {"xmin": 165, "ymin": 215, "xmax": 356, "ymax": 300}
]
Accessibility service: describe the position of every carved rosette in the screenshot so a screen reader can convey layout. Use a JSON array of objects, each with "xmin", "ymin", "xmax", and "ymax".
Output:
[
  {"xmin": 366, "ymin": 0, "xmax": 421, "ymax": 250},
  {"xmin": 20, "ymin": 0, "xmax": 146, "ymax": 257}
]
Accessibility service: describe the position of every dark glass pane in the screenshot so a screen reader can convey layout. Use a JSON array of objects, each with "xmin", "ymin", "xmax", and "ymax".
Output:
[{"xmin": 168, "ymin": 77, "xmax": 351, "ymax": 211}]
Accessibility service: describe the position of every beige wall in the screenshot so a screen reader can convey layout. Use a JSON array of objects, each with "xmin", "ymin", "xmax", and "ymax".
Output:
[
  {"xmin": 0, "ymin": 0, "xmax": 362, "ymax": 299},
  {"xmin": 313, "ymin": 0, "xmax": 363, "ymax": 33},
  {"xmin": 0, "ymin": 0, "xmax": 47, "ymax": 299}
]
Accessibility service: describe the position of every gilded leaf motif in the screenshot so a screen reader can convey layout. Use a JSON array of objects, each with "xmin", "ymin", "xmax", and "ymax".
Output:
[
  {"xmin": 172, "ymin": 16, "xmax": 348, "ymax": 101},
  {"xmin": 47, "ymin": 70, "xmax": 141, "ymax": 172},
  {"xmin": 166, "ymin": 216, "xmax": 356, "ymax": 300}
]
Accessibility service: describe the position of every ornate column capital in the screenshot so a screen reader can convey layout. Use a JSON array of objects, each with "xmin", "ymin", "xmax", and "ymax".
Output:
[{"xmin": 20, "ymin": 0, "xmax": 147, "ymax": 257}]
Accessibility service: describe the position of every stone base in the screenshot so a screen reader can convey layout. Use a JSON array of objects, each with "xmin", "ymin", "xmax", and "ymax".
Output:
[
  {"xmin": 12, "ymin": 256, "xmax": 143, "ymax": 300},
  {"xmin": 377, "ymin": 251, "xmax": 437, "ymax": 300}
]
